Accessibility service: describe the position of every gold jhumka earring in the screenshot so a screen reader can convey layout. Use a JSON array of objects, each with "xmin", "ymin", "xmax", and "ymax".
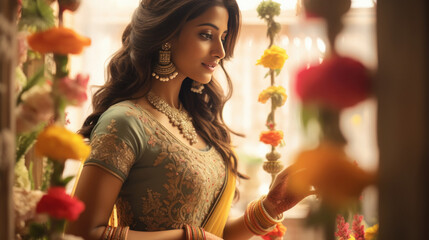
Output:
[{"xmin": 152, "ymin": 42, "xmax": 178, "ymax": 82}]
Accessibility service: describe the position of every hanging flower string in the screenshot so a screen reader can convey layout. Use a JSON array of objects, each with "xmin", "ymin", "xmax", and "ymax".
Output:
[
  {"xmin": 288, "ymin": 0, "xmax": 378, "ymax": 239},
  {"xmin": 255, "ymin": 1, "xmax": 288, "ymax": 239},
  {"xmin": 14, "ymin": 0, "xmax": 91, "ymax": 239}
]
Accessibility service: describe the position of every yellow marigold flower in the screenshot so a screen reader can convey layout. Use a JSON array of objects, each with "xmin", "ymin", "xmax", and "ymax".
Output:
[
  {"xmin": 35, "ymin": 125, "xmax": 91, "ymax": 162},
  {"xmin": 260, "ymin": 130, "xmax": 284, "ymax": 147},
  {"xmin": 256, "ymin": 45, "xmax": 288, "ymax": 70},
  {"xmin": 27, "ymin": 27, "xmax": 91, "ymax": 55},
  {"xmin": 258, "ymin": 86, "xmax": 288, "ymax": 107},
  {"xmin": 364, "ymin": 224, "xmax": 379, "ymax": 240}
]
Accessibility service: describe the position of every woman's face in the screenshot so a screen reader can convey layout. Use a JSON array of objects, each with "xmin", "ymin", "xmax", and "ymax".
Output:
[{"xmin": 171, "ymin": 6, "xmax": 229, "ymax": 84}]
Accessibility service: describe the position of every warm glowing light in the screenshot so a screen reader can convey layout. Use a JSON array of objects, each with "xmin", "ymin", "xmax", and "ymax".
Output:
[
  {"xmin": 236, "ymin": 0, "xmax": 374, "ymax": 11},
  {"xmin": 351, "ymin": 114, "xmax": 362, "ymax": 126},
  {"xmin": 293, "ymin": 37, "xmax": 301, "ymax": 47},
  {"xmin": 237, "ymin": 0, "xmax": 298, "ymax": 11},
  {"xmin": 304, "ymin": 37, "xmax": 312, "ymax": 51},
  {"xmin": 281, "ymin": 36, "xmax": 290, "ymax": 46},
  {"xmin": 316, "ymin": 38, "xmax": 326, "ymax": 53}
]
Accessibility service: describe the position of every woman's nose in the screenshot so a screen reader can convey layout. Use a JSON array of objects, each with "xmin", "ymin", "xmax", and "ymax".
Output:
[{"xmin": 211, "ymin": 39, "xmax": 226, "ymax": 59}]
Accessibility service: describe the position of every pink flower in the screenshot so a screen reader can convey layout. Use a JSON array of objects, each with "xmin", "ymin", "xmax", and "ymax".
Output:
[
  {"xmin": 57, "ymin": 73, "xmax": 89, "ymax": 106},
  {"xmin": 17, "ymin": 32, "xmax": 28, "ymax": 66},
  {"xmin": 295, "ymin": 56, "xmax": 372, "ymax": 110},
  {"xmin": 16, "ymin": 85, "xmax": 54, "ymax": 133},
  {"xmin": 335, "ymin": 215, "xmax": 351, "ymax": 240},
  {"xmin": 352, "ymin": 214, "xmax": 365, "ymax": 240}
]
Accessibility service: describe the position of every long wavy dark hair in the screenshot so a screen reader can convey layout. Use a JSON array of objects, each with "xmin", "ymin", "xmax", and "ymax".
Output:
[{"xmin": 79, "ymin": 0, "xmax": 247, "ymax": 181}]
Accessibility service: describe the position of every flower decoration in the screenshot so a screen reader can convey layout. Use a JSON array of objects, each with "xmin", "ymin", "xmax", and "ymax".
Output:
[
  {"xmin": 352, "ymin": 214, "xmax": 365, "ymax": 240},
  {"xmin": 256, "ymin": 45, "xmax": 289, "ymax": 70},
  {"xmin": 36, "ymin": 187, "xmax": 85, "ymax": 221},
  {"xmin": 289, "ymin": 142, "xmax": 376, "ymax": 207},
  {"xmin": 16, "ymin": 84, "xmax": 54, "ymax": 133},
  {"xmin": 14, "ymin": 1, "xmax": 90, "ymax": 239},
  {"xmin": 27, "ymin": 27, "xmax": 91, "ymax": 55},
  {"xmin": 261, "ymin": 222, "xmax": 287, "ymax": 240},
  {"xmin": 57, "ymin": 73, "xmax": 89, "ymax": 106},
  {"xmin": 35, "ymin": 125, "xmax": 91, "ymax": 162},
  {"xmin": 335, "ymin": 213, "xmax": 378, "ymax": 240},
  {"xmin": 258, "ymin": 85, "xmax": 287, "ymax": 107},
  {"xmin": 295, "ymin": 56, "xmax": 371, "ymax": 110},
  {"xmin": 260, "ymin": 130, "xmax": 284, "ymax": 147},
  {"xmin": 364, "ymin": 224, "xmax": 378, "ymax": 240},
  {"xmin": 335, "ymin": 215, "xmax": 352, "ymax": 240}
]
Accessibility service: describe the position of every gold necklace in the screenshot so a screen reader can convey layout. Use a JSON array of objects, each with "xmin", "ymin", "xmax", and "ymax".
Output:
[{"xmin": 146, "ymin": 91, "xmax": 198, "ymax": 145}]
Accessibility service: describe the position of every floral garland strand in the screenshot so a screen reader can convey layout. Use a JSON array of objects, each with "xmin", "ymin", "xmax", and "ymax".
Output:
[
  {"xmin": 14, "ymin": 0, "xmax": 91, "ymax": 239},
  {"xmin": 255, "ymin": 1, "xmax": 288, "ymax": 239},
  {"xmin": 256, "ymin": 0, "xmax": 288, "ymax": 185},
  {"xmin": 286, "ymin": 0, "xmax": 379, "ymax": 240}
]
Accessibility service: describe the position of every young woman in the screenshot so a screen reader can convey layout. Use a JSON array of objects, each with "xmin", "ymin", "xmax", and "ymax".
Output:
[{"xmin": 67, "ymin": 0, "xmax": 312, "ymax": 239}]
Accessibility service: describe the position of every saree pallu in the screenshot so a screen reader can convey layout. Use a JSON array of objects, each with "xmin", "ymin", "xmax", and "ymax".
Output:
[{"xmin": 201, "ymin": 167, "xmax": 236, "ymax": 237}]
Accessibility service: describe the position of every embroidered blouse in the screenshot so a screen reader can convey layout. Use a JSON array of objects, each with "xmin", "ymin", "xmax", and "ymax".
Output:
[{"xmin": 84, "ymin": 101, "xmax": 226, "ymax": 231}]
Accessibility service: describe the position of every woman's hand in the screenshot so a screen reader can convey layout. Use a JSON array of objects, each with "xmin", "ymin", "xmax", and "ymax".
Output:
[
  {"xmin": 263, "ymin": 165, "xmax": 314, "ymax": 217},
  {"xmin": 205, "ymin": 231, "xmax": 224, "ymax": 240}
]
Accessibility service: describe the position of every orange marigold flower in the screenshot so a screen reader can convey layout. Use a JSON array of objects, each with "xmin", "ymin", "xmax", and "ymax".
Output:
[
  {"xmin": 27, "ymin": 27, "xmax": 91, "ymax": 55},
  {"xmin": 289, "ymin": 142, "xmax": 377, "ymax": 207},
  {"xmin": 262, "ymin": 222, "xmax": 287, "ymax": 240},
  {"xmin": 35, "ymin": 125, "xmax": 91, "ymax": 162},
  {"xmin": 260, "ymin": 130, "xmax": 284, "ymax": 147}
]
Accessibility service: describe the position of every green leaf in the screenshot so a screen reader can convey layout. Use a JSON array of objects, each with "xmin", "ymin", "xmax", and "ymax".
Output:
[
  {"xmin": 16, "ymin": 65, "xmax": 45, "ymax": 105},
  {"xmin": 54, "ymin": 54, "xmax": 70, "ymax": 78},
  {"xmin": 15, "ymin": 124, "xmax": 45, "ymax": 162},
  {"xmin": 274, "ymin": 68, "xmax": 282, "ymax": 76},
  {"xmin": 19, "ymin": 0, "xmax": 55, "ymax": 31},
  {"xmin": 264, "ymin": 70, "xmax": 271, "ymax": 79},
  {"xmin": 61, "ymin": 176, "xmax": 75, "ymax": 186},
  {"xmin": 28, "ymin": 222, "xmax": 48, "ymax": 238}
]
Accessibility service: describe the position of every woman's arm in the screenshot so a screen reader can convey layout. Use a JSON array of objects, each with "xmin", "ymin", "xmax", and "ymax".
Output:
[
  {"xmin": 222, "ymin": 216, "xmax": 254, "ymax": 240},
  {"xmin": 66, "ymin": 165, "xmax": 186, "ymax": 240}
]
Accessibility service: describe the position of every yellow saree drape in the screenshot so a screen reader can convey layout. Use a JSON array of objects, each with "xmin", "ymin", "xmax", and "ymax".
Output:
[{"xmin": 202, "ymin": 167, "xmax": 236, "ymax": 237}]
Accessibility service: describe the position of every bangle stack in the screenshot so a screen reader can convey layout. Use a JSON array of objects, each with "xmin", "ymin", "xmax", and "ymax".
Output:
[
  {"xmin": 244, "ymin": 196, "xmax": 285, "ymax": 236},
  {"xmin": 100, "ymin": 226, "xmax": 129, "ymax": 240},
  {"xmin": 183, "ymin": 224, "xmax": 207, "ymax": 240}
]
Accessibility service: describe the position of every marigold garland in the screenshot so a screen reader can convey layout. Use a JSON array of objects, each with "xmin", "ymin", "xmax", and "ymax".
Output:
[
  {"xmin": 261, "ymin": 222, "xmax": 287, "ymax": 240},
  {"xmin": 35, "ymin": 125, "xmax": 91, "ymax": 162},
  {"xmin": 259, "ymin": 130, "xmax": 284, "ymax": 147},
  {"xmin": 27, "ymin": 27, "xmax": 91, "ymax": 55},
  {"xmin": 256, "ymin": 45, "xmax": 289, "ymax": 70},
  {"xmin": 258, "ymin": 86, "xmax": 288, "ymax": 106},
  {"xmin": 288, "ymin": 142, "xmax": 376, "ymax": 207}
]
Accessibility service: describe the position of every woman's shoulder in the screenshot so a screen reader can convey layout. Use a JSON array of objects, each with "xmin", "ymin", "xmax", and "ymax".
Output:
[{"xmin": 93, "ymin": 100, "xmax": 146, "ymax": 136}]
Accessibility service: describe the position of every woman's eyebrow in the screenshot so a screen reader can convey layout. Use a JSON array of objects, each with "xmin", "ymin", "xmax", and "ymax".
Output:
[{"xmin": 197, "ymin": 23, "xmax": 219, "ymax": 30}]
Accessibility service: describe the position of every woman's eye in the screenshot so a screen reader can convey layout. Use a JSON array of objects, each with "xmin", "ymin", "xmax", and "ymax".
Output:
[{"xmin": 200, "ymin": 33, "xmax": 213, "ymax": 40}]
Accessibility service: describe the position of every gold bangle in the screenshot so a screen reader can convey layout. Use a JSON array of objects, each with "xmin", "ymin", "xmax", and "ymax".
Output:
[
  {"xmin": 260, "ymin": 196, "xmax": 284, "ymax": 224},
  {"xmin": 121, "ymin": 226, "xmax": 129, "ymax": 240}
]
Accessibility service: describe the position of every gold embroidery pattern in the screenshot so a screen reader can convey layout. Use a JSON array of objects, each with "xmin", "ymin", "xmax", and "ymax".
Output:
[
  {"xmin": 89, "ymin": 134, "xmax": 135, "ymax": 178},
  {"xmin": 126, "ymin": 104, "xmax": 226, "ymax": 230},
  {"xmin": 116, "ymin": 197, "xmax": 134, "ymax": 228}
]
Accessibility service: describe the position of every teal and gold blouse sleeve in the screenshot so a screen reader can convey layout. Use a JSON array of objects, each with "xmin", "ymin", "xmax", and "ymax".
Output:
[{"xmin": 84, "ymin": 103, "xmax": 146, "ymax": 182}]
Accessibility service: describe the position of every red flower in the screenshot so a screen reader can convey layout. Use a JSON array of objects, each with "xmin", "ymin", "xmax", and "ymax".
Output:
[
  {"xmin": 36, "ymin": 187, "xmax": 85, "ymax": 221},
  {"xmin": 261, "ymin": 223, "xmax": 287, "ymax": 240},
  {"xmin": 295, "ymin": 56, "xmax": 371, "ymax": 110}
]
